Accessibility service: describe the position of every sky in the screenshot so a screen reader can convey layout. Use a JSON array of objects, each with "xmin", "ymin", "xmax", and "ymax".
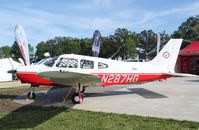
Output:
[{"xmin": 0, "ymin": 0, "xmax": 199, "ymax": 47}]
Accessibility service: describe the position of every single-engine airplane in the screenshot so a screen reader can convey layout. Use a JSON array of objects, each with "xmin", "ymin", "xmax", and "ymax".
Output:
[
  {"xmin": 16, "ymin": 36, "xmax": 188, "ymax": 104},
  {"xmin": 14, "ymin": 25, "xmax": 198, "ymax": 104}
]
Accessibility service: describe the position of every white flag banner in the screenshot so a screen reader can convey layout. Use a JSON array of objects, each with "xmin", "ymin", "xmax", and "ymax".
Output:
[{"xmin": 14, "ymin": 24, "xmax": 30, "ymax": 65}]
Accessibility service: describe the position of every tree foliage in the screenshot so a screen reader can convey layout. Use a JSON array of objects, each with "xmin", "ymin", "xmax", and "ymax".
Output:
[
  {"xmin": 0, "ymin": 46, "xmax": 11, "ymax": 58},
  {"xmin": 10, "ymin": 41, "xmax": 22, "ymax": 61},
  {"xmin": 10, "ymin": 41, "xmax": 34, "ymax": 62},
  {"xmin": 35, "ymin": 37, "xmax": 81, "ymax": 60},
  {"xmin": 172, "ymin": 16, "xmax": 199, "ymax": 40}
]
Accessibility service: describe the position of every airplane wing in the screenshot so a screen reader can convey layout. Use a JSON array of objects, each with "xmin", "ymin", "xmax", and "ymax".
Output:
[{"xmin": 36, "ymin": 70, "xmax": 101, "ymax": 87}]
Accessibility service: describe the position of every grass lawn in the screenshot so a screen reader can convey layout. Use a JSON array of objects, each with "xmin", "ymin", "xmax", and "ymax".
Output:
[
  {"xmin": 0, "ymin": 86, "xmax": 51, "ymax": 96},
  {"xmin": 0, "ymin": 107, "xmax": 198, "ymax": 130},
  {"xmin": 0, "ymin": 86, "xmax": 29, "ymax": 95}
]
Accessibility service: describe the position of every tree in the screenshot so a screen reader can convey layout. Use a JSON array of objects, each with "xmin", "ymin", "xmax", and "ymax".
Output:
[
  {"xmin": 63, "ymin": 38, "xmax": 80, "ymax": 54},
  {"xmin": 59, "ymin": 37, "xmax": 80, "ymax": 55},
  {"xmin": 137, "ymin": 30, "xmax": 157, "ymax": 59},
  {"xmin": 35, "ymin": 37, "xmax": 81, "ymax": 60},
  {"xmin": 125, "ymin": 36, "xmax": 136, "ymax": 59},
  {"xmin": 0, "ymin": 48, "xmax": 3, "ymax": 58},
  {"xmin": 111, "ymin": 28, "xmax": 137, "ymax": 60},
  {"xmin": 28, "ymin": 44, "xmax": 34, "ymax": 62},
  {"xmin": 10, "ymin": 41, "xmax": 34, "ymax": 63},
  {"xmin": 99, "ymin": 36, "xmax": 116, "ymax": 58},
  {"xmin": 0, "ymin": 46, "xmax": 11, "ymax": 58},
  {"xmin": 35, "ymin": 41, "xmax": 48, "ymax": 60},
  {"xmin": 10, "ymin": 41, "xmax": 22, "ymax": 61},
  {"xmin": 159, "ymin": 31, "xmax": 170, "ymax": 47},
  {"xmin": 80, "ymin": 38, "xmax": 92, "ymax": 56},
  {"xmin": 172, "ymin": 16, "xmax": 199, "ymax": 40}
]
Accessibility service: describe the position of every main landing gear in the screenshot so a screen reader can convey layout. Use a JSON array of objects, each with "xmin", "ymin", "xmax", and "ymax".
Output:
[
  {"xmin": 27, "ymin": 85, "xmax": 37, "ymax": 100},
  {"xmin": 71, "ymin": 83, "xmax": 86, "ymax": 104}
]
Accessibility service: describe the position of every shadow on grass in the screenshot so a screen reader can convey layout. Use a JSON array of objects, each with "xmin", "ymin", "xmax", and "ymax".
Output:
[
  {"xmin": 0, "ymin": 87, "xmax": 74, "ymax": 129},
  {"xmin": 0, "ymin": 106, "xmax": 68, "ymax": 129},
  {"xmin": 0, "ymin": 95, "xmax": 18, "ymax": 99}
]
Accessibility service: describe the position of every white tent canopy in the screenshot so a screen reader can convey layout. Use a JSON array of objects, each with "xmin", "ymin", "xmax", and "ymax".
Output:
[{"xmin": 0, "ymin": 58, "xmax": 21, "ymax": 82}]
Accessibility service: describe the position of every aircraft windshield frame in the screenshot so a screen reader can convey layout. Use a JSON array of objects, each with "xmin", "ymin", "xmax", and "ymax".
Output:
[{"xmin": 43, "ymin": 57, "xmax": 58, "ymax": 67}]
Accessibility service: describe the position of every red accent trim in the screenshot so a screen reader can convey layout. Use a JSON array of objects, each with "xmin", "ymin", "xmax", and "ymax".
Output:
[
  {"xmin": 94, "ymin": 73, "xmax": 172, "ymax": 86},
  {"xmin": 16, "ymin": 72, "xmax": 63, "ymax": 87}
]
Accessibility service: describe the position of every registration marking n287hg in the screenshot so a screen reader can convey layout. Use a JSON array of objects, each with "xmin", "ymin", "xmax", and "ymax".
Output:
[{"xmin": 98, "ymin": 74, "xmax": 139, "ymax": 85}]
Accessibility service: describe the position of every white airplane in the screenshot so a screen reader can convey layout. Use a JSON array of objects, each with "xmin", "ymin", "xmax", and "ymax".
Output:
[{"xmin": 16, "ymin": 38, "xmax": 190, "ymax": 104}]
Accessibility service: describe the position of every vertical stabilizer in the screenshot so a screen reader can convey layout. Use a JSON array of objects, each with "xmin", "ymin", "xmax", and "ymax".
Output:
[{"xmin": 149, "ymin": 39, "xmax": 183, "ymax": 73}]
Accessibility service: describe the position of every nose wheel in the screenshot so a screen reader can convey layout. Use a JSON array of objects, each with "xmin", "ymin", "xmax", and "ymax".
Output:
[
  {"xmin": 27, "ymin": 85, "xmax": 36, "ymax": 100},
  {"xmin": 27, "ymin": 91, "xmax": 36, "ymax": 100}
]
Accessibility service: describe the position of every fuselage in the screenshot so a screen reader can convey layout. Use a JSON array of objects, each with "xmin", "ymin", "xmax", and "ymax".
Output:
[{"xmin": 16, "ymin": 54, "xmax": 171, "ymax": 87}]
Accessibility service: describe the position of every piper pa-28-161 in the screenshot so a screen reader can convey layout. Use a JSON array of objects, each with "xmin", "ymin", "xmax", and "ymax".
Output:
[{"xmin": 14, "ymin": 25, "xmax": 195, "ymax": 104}]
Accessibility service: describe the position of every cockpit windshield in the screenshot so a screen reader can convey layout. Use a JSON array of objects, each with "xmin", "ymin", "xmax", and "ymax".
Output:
[
  {"xmin": 43, "ymin": 57, "xmax": 58, "ymax": 67},
  {"xmin": 33, "ymin": 58, "xmax": 50, "ymax": 65}
]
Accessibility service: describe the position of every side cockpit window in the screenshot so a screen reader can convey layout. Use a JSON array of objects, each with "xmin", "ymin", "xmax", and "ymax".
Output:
[
  {"xmin": 80, "ymin": 59, "xmax": 94, "ymax": 69},
  {"xmin": 56, "ymin": 58, "xmax": 78, "ymax": 68},
  {"xmin": 98, "ymin": 62, "xmax": 108, "ymax": 69}
]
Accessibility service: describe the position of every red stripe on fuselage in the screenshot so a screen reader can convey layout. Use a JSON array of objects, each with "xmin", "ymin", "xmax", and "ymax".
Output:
[{"xmin": 95, "ymin": 73, "xmax": 171, "ymax": 86}]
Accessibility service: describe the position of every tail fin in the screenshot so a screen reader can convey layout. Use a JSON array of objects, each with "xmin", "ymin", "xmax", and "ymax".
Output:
[{"xmin": 149, "ymin": 39, "xmax": 183, "ymax": 73}]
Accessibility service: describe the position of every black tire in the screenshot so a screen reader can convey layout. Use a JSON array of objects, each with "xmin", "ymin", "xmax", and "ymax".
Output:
[
  {"xmin": 27, "ymin": 92, "xmax": 36, "ymax": 100},
  {"xmin": 71, "ymin": 93, "xmax": 83, "ymax": 104}
]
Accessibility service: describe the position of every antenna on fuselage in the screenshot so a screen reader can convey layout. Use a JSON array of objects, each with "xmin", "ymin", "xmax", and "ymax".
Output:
[{"xmin": 109, "ymin": 46, "xmax": 122, "ymax": 59}]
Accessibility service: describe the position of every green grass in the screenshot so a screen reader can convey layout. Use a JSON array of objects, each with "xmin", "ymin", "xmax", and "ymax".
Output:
[
  {"xmin": 0, "ymin": 107, "xmax": 198, "ymax": 130},
  {"xmin": 0, "ymin": 86, "xmax": 29, "ymax": 95},
  {"xmin": 0, "ymin": 86, "xmax": 50, "ymax": 95}
]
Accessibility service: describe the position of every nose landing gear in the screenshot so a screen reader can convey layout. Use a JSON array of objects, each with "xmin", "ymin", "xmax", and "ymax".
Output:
[{"xmin": 27, "ymin": 85, "xmax": 37, "ymax": 100}]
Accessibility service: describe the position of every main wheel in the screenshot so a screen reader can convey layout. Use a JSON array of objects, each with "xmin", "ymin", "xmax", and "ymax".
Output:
[
  {"xmin": 71, "ymin": 93, "xmax": 84, "ymax": 104},
  {"xmin": 27, "ymin": 92, "xmax": 36, "ymax": 100}
]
